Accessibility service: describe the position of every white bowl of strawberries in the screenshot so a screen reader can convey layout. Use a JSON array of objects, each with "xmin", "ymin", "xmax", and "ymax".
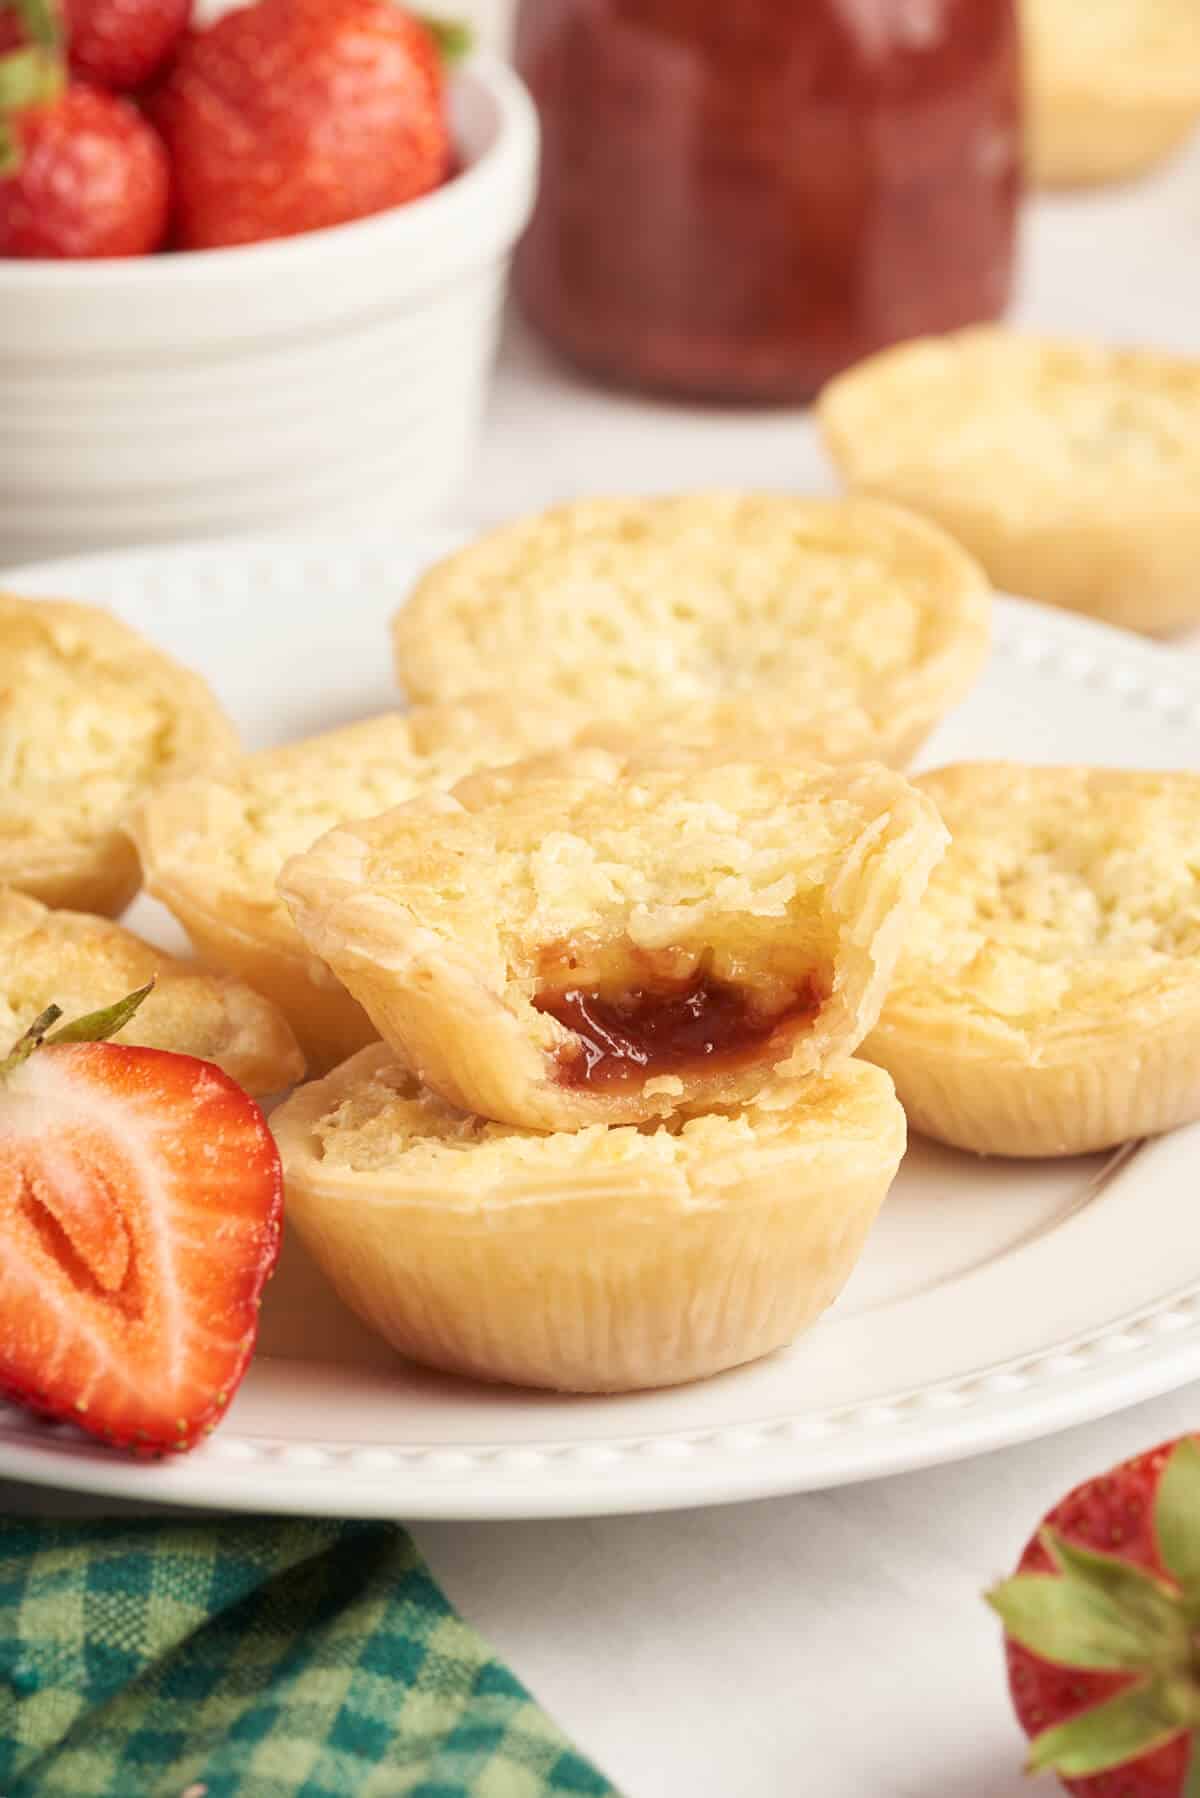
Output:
[{"xmin": 0, "ymin": 0, "xmax": 537, "ymax": 560}]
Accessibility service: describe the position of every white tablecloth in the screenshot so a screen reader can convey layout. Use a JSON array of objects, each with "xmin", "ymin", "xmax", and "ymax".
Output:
[{"xmin": 4, "ymin": 128, "xmax": 1200, "ymax": 1798}]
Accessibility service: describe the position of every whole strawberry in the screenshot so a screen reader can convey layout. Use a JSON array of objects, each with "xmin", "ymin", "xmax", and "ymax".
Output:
[
  {"xmin": 152, "ymin": 0, "xmax": 453, "ymax": 251},
  {"xmin": 0, "ymin": 985, "xmax": 283, "ymax": 1455},
  {"xmin": 0, "ymin": 0, "xmax": 192, "ymax": 88},
  {"xmin": 63, "ymin": 0, "xmax": 191, "ymax": 92},
  {"xmin": 988, "ymin": 1436, "xmax": 1200, "ymax": 1795},
  {"xmin": 0, "ymin": 44, "xmax": 169, "ymax": 256}
]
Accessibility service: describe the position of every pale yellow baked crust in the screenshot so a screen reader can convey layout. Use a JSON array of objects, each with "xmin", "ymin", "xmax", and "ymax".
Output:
[
  {"xmin": 862, "ymin": 764, "xmax": 1200, "ymax": 1157},
  {"xmin": 271, "ymin": 1044, "xmax": 906, "ymax": 1393},
  {"xmin": 0, "ymin": 594, "xmax": 238, "ymax": 916},
  {"xmin": 130, "ymin": 696, "xmax": 585, "ymax": 1073},
  {"xmin": 1024, "ymin": 0, "xmax": 1200, "ymax": 187},
  {"xmin": 820, "ymin": 331, "xmax": 1200, "ymax": 637},
  {"xmin": 392, "ymin": 494, "xmax": 991, "ymax": 769},
  {"xmin": 0, "ymin": 887, "xmax": 303, "ymax": 1096},
  {"xmin": 278, "ymin": 753, "xmax": 947, "ymax": 1131}
]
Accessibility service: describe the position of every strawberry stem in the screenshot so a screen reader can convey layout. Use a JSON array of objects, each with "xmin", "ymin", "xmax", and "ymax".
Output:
[
  {"xmin": 0, "ymin": 981, "xmax": 156, "ymax": 1080},
  {"xmin": 0, "ymin": 1004, "xmax": 64, "ymax": 1078}
]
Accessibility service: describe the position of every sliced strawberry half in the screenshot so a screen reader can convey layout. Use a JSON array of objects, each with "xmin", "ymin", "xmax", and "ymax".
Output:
[{"xmin": 0, "ymin": 987, "xmax": 282, "ymax": 1455}]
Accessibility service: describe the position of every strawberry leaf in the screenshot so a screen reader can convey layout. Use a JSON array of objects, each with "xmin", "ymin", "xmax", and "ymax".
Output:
[
  {"xmin": 1026, "ymin": 1678, "xmax": 1184, "ymax": 1778},
  {"xmin": 1044, "ymin": 1530, "xmax": 1190, "ymax": 1648},
  {"xmin": 987, "ymin": 1569, "xmax": 1170, "ymax": 1672},
  {"xmin": 988, "ymin": 1530, "xmax": 1188, "ymax": 1672},
  {"xmin": 0, "ymin": 43, "xmax": 58, "ymax": 110},
  {"xmin": 1155, "ymin": 1438, "xmax": 1200, "ymax": 1600},
  {"xmin": 1185, "ymin": 1742, "xmax": 1200, "ymax": 1798},
  {"xmin": 47, "ymin": 981, "xmax": 155, "ymax": 1045},
  {"xmin": 417, "ymin": 13, "xmax": 473, "ymax": 62}
]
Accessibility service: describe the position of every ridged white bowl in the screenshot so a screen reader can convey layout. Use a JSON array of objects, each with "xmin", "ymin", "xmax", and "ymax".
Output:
[{"xmin": 0, "ymin": 55, "xmax": 537, "ymax": 562}]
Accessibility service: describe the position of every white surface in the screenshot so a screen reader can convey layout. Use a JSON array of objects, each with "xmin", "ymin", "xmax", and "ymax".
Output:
[
  {"xmin": 4, "ymin": 127, "xmax": 1200, "ymax": 1798},
  {"xmin": 0, "ymin": 57, "xmax": 537, "ymax": 562},
  {"xmin": 4, "ymin": 544, "xmax": 1200, "ymax": 1522}
]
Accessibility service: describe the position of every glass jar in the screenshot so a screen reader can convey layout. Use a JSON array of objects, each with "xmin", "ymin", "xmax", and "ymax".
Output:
[{"xmin": 513, "ymin": 0, "xmax": 1023, "ymax": 403}]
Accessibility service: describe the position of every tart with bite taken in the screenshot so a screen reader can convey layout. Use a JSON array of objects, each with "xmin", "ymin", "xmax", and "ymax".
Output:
[{"xmin": 278, "ymin": 751, "xmax": 947, "ymax": 1133}]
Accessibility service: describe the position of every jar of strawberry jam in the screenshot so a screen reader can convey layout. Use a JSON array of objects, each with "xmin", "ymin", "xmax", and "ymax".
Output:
[{"xmin": 513, "ymin": 0, "xmax": 1022, "ymax": 403}]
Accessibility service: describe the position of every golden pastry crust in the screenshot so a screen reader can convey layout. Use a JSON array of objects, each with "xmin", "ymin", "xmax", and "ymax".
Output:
[
  {"xmin": 278, "ymin": 753, "xmax": 947, "ymax": 1131},
  {"xmin": 0, "ymin": 887, "xmax": 303, "ymax": 1096},
  {"xmin": 1023, "ymin": 0, "xmax": 1200, "ymax": 187},
  {"xmin": 862, "ymin": 764, "xmax": 1200, "ymax": 1157},
  {"xmin": 820, "ymin": 331, "xmax": 1200, "ymax": 637},
  {"xmin": 0, "ymin": 592, "xmax": 238, "ymax": 916},
  {"xmin": 272, "ymin": 1044, "xmax": 906, "ymax": 1393},
  {"xmin": 392, "ymin": 494, "xmax": 991, "ymax": 769},
  {"xmin": 130, "ymin": 695, "xmax": 585, "ymax": 1073}
]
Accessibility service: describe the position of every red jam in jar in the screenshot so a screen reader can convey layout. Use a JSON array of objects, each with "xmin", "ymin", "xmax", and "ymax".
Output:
[{"xmin": 513, "ymin": 0, "xmax": 1023, "ymax": 402}]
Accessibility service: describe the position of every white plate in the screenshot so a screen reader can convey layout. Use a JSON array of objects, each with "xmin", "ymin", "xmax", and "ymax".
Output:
[{"xmin": 3, "ymin": 534, "xmax": 1200, "ymax": 1520}]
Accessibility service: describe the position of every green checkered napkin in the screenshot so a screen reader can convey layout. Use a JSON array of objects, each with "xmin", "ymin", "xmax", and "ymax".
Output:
[{"xmin": 0, "ymin": 1516, "xmax": 619, "ymax": 1798}]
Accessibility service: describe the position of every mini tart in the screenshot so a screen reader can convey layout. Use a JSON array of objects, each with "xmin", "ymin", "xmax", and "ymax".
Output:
[
  {"xmin": 1023, "ymin": 0, "xmax": 1200, "ymax": 187},
  {"xmin": 278, "ymin": 754, "xmax": 947, "ymax": 1132},
  {"xmin": 129, "ymin": 696, "xmax": 584, "ymax": 1073},
  {"xmin": 0, "ymin": 593, "xmax": 238, "ymax": 915},
  {"xmin": 820, "ymin": 331, "xmax": 1200, "ymax": 638},
  {"xmin": 392, "ymin": 494, "xmax": 991, "ymax": 769},
  {"xmin": 862, "ymin": 764, "xmax": 1200, "ymax": 1158},
  {"xmin": 0, "ymin": 887, "xmax": 303, "ymax": 1097},
  {"xmin": 272, "ymin": 1044, "xmax": 906, "ymax": 1394}
]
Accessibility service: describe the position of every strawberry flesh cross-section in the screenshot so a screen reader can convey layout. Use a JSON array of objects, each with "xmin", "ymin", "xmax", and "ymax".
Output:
[{"xmin": 0, "ymin": 985, "xmax": 283, "ymax": 1455}]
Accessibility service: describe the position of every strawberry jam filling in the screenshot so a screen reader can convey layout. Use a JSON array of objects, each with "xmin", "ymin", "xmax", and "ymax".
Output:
[{"xmin": 534, "ymin": 970, "xmax": 824, "ymax": 1090}]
